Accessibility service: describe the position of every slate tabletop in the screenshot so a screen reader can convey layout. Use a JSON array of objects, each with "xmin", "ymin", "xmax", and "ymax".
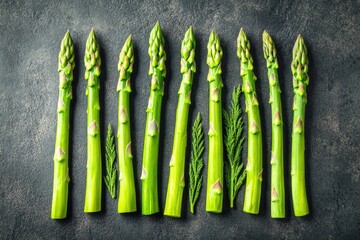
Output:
[{"xmin": 1, "ymin": 0, "xmax": 360, "ymax": 239}]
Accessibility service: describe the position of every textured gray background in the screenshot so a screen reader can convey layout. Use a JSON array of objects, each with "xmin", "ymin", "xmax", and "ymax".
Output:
[{"xmin": 1, "ymin": 0, "xmax": 359, "ymax": 239}]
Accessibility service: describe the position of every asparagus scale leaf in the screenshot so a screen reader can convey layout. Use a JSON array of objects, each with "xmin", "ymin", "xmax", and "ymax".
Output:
[
  {"xmin": 117, "ymin": 35, "xmax": 137, "ymax": 213},
  {"xmin": 141, "ymin": 22, "xmax": 166, "ymax": 215},
  {"xmin": 206, "ymin": 31, "xmax": 224, "ymax": 213},
  {"xmin": 51, "ymin": 31, "xmax": 75, "ymax": 219},
  {"xmin": 263, "ymin": 31, "xmax": 285, "ymax": 218},
  {"xmin": 291, "ymin": 35, "xmax": 310, "ymax": 217},
  {"xmin": 238, "ymin": 28, "xmax": 263, "ymax": 214},
  {"xmin": 189, "ymin": 113, "xmax": 205, "ymax": 214},
  {"xmin": 164, "ymin": 27, "xmax": 196, "ymax": 218},
  {"xmin": 223, "ymin": 85, "xmax": 246, "ymax": 209},
  {"xmin": 104, "ymin": 124, "xmax": 117, "ymax": 199},
  {"xmin": 84, "ymin": 29, "xmax": 102, "ymax": 213}
]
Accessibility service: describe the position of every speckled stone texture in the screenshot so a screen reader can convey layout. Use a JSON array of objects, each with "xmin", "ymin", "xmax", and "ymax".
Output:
[{"xmin": 0, "ymin": 0, "xmax": 359, "ymax": 239}]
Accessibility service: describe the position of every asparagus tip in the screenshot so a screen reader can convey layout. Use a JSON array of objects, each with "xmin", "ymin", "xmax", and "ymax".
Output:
[
  {"xmin": 150, "ymin": 21, "xmax": 163, "ymax": 39},
  {"xmin": 294, "ymin": 34, "xmax": 306, "ymax": 50},
  {"xmin": 118, "ymin": 35, "xmax": 134, "ymax": 79},
  {"xmin": 152, "ymin": 21, "xmax": 160, "ymax": 32},
  {"xmin": 292, "ymin": 34, "xmax": 308, "ymax": 77},
  {"xmin": 262, "ymin": 30, "xmax": 272, "ymax": 47},
  {"xmin": 59, "ymin": 31, "xmax": 74, "ymax": 73},
  {"xmin": 238, "ymin": 28, "xmax": 246, "ymax": 39},
  {"xmin": 262, "ymin": 30, "xmax": 269, "ymax": 39},
  {"xmin": 209, "ymin": 30, "xmax": 219, "ymax": 41},
  {"xmin": 87, "ymin": 28, "xmax": 97, "ymax": 41},
  {"xmin": 181, "ymin": 26, "xmax": 196, "ymax": 74},
  {"xmin": 186, "ymin": 26, "xmax": 194, "ymax": 37},
  {"xmin": 239, "ymin": 28, "xmax": 245, "ymax": 38},
  {"xmin": 207, "ymin": 30, "xmax": 222, "ymax": 67},
  {"xmin": 237, "ymin": 28, "xmax": 250, "ymax": 61},
  {"xmin": 262, "ymin": 30, "xmax": 278, "ymax": 68},
  {"xmin": 61, "ymin": 31, "xmax": 72, "ymax": 48},
  {"xmin": 148, "ymin": 21, "xmax": 165, "ymax": 75},
  {"xmin": 124, "ymin": 34, "xmax": 133, "ymax": 47}
]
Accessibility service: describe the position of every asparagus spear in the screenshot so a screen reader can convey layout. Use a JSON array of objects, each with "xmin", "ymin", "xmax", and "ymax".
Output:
[
  {"xmin": 262, "ymin": 31, "xmax": 285, "ymax": 218},
  {"xmin": 206, "ymin": 31, "xmax": 224, "ymax": 213},
  {"xmin": 117, "ymin": 35, "xmax": 137, "ymax": 213},
  {"xmin": 189, "ymin": 113, "xmax": 205, "ymax": 214},
  {"xmin": 291, "ymin": 35, "xmax": 309, "ymax": 217},
  {"xmin": 141, "ymin": 22, "xmax": 166, "ymax": 215},
  {"xmin": 223, "ymin": 85, "xmax": 246, "ymax": 208},
  {"xmin": 84, "ymin": 29, "xmax": 102, "ymax": 213},
  {"xmin": 237, "ymin": 28, "xmax": 263, "ymax": 214},
  {"xmin": 51, "ymin": 31, "xmax": 75, "ymax": 219},
  {"xmin": 164, "ymin": 27, "xmax": 196, "ymax": 218}
]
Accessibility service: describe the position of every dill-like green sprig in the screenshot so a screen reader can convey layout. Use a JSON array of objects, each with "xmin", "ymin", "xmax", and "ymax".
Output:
[
  {"xmin": 189, "ymin": 113, "xmax": 205, "ymax": 214},
  {"xmin": 104, "ymin": 123, "xmax": 117, "ymax": 199},
  {"xmin": 223, "ymin": 85, "xmax": 246, "ymax": 208}
]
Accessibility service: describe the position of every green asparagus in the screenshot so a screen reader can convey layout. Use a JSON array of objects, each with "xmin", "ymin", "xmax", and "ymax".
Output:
[
  {"xmin": 84, "ymin": 29, "xmax": 102, "ymax": 213},
  {"xmin": 164, "ymin": 27, "xmax": 196, "ymax": 217},
  {"xmin": 206, "ymin": 31, "xmax": 224, "ymax": 213},
  {"xmin": 141, "ymin": 22, "xmax": 166, "ymax": 215},
  {"xmin": 189, "ymin": 113, "xmax": 205, "ymax": 214},
  {"xmin": 51, "ymin": 31, "xmax": 75, "ymax": 219},
  {"xmin": 263, "ymin": 31, "xmax": 285, "ymax": 218},
  {"xmin": 104, "ymin": 124, "xmax": 117, "ymax": 199},
  {"xmin": 117, "ymin": 35, "xmax": 137, "ymax": 213},
  {"xmin": 223, "ymin": 85, "xmax": 246, "ymax": 208},
  {"xmin": 291, "ymin": 35, "xmax": 309, "ymax": 217},
  {"xmin": 237, "ymin": 28, "xmax": 263, "ymax": 214}
]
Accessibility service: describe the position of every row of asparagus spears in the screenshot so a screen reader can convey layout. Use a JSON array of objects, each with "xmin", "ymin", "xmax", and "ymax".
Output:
[{"xmin": 51, "ymin": 22, "xmax": 310, "ymax": 219}]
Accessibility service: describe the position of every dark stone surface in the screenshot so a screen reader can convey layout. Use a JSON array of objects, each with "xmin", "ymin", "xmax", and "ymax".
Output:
[{"xmin": 1, "ymin": 0, "xmax": 359, "ymax": 239}]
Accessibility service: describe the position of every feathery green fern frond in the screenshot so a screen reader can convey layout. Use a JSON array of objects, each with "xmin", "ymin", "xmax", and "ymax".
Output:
[
  {"xmin": 223, "ymin": 85, "xmax": 246, "ymax": 208},
  {"xmin": 104, "ymin": 123, "xmax": 117, "ymax": 199},
  {"xmin": 189, "ymin": 113, "xmax": 205, "ymax": 214}
]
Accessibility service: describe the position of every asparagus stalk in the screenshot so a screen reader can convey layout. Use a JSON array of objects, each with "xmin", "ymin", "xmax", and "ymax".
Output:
[
  {"xmin": 291, "ymin": 35, "xmax": 309, "ymax": 217},
  {"xmin": 141, "ymin": 22, "xmax": 166, "ymax": 215},
  {"xmin": 262, "ymin": 31, "xmax": 285, "ymax": 218},
  {"xmin": 189, "ymin": 113, "xmax": 205, "ymax": 214},
  {"xmin": 223, "ymin": 85, "xmax": 246, "ymax": 209},
  {"xmin": 51, "ymin": 31, "xmax": 75, "ymax": 219},
  {"xmin": 206, "ymin": 31, "xmax": 224, "ymax": 213},
  {"xmin": 117, "ymin": 35, "xmax": 137, "ymax": 213},
  {"xmin": 237, "ymin": 28, "xmax": 263, "ymax": 214},
  {"xmin": 84, "ymin": 29, "xmax": 102, "ymax": 213},
  {"xmin": 164, "ymin": 27, "xmax": 196, "ymax": 218}
]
